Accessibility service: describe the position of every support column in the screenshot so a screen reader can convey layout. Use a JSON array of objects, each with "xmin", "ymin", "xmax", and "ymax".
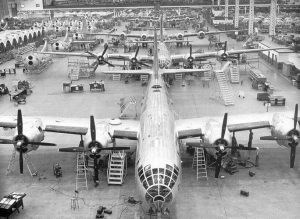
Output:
[
  {"xmin": 248, "ymin": 0, "xmax": 254, "ymax": 35},
  {"xmin": 269, "ymin": 0, "xmax": 277, "ymax": 36},
  {"xmin": 234, "ymin": 0, "xmax": 239, "ymax": 28},
  {"xmin": 225, "ymin": 0, "xmax": 229, "ymax": 21}
]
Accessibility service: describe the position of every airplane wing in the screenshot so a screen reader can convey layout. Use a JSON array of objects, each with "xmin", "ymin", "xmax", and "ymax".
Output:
[
  {"xmin": 38, "ymin": 51, "xmax": 91, "ymax": 57},
  {"xmin": 170, "ymin": 52, "xmax": 218, "ymax": 63},
  {"xmin": 175, "ymin": 111, "xmax": 295, "ymax": 140},
  {"xmin": 161, "ymin": 68, "xmax": 211, "ymax": 75},
  {"xmin": 227, "ymin": 47, "xmax": 287, "ymax": 55},
  {"xmin": 101, "ymin": 69, "xmax": 153, "ymax": 75},
  {"xmin": 183, "ymin": 29, "xmax": 245, "ymax": 38},
  {"xmin": 0, "ymin": 116, "xmax": 140, "ymax": 142},
  {"xmin": 83, "ymin": 32, "xmax": 143, "ymax": 38}
]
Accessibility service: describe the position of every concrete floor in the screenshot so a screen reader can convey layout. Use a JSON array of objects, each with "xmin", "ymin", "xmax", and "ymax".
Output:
[{"xmin": 0, "ymin": 24, "xmax": 300, "ymax": 219}]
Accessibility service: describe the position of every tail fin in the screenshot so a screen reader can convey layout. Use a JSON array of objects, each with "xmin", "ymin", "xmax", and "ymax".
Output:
[
  {"xmin": 160, "ymin": 14, "xmax": 163, "ymax": 41},
  {"xmin": 153, "ymin": 27, "xmax": 159, "ymax": 79}
]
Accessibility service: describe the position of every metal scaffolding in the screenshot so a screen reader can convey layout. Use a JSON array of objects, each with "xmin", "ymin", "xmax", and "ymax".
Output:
[
  {"xmin": 248, "ymin": 0, "xmax": 254, "ymax": 35},
  {"xmin": 269, "ymin": 0, "xmax": 277, "ymax": 36},
  {"xmin": 235, "ymin": 0, "xmax": 240, "ymax": 28}
]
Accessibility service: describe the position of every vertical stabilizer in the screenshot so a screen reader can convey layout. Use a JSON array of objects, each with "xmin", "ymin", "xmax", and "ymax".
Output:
[
  {"xmin": 160, "ymin": 14, "xmax": 163, "ymax": 42},
  {"xmin": 153, "ymin": 27, "xmax": 159, "ymax": 80}
]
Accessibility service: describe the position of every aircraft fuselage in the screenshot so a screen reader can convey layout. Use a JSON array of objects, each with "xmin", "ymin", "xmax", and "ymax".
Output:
[{"xmin": 135, "ymin": 73, "xmax": 181, "ymax": 212}]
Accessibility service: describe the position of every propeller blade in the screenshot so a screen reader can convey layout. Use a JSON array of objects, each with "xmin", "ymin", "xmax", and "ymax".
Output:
[
  {"xmin": 290, "ymin": 145, "xmax": 296, "ymax": 168},
  {"xmin": 59, "ymin": 147, "xmax": 85, "ymax": 152},
  {"xmin": 221, "ymin": 113, "xmax": 228, "ymax": 139},
  {"xmin": 100, "ymin": 146, "xmax": 130, "ymax": 150},
  {"xmin": 101, "ymin": 44, "xmax": 108, "ymax": 57},
  {"xmin": 27, "ymin": 141, "xmax": 56, "ymax": 146},
  {"xmin": 260, "ymin": 136, "xmax": 292, "ymax": 141},
  {"xmin": 19, "ymin": 150, "xmax": 23, "ymax": 174},
  {"xmin": 294, "ymin": 104, "xmax": 298, "ymax": 131},
  {"xmin": 224, "ymin": 41, "xmax": 227, "ymax": 52},
  {"xmin": 17, "ymin": 109, "xmax": 23, "ymax": 136},
  {"xmin": 90, "ymin": 115, "xmax": 96, "ymax": 142},
  {"xmin": 103, "ymin": 60, "xmax": 115, "ymax": 67},
  {"xmin": 93, "ymin": 62, "xmax": 99, "ymax": 72},
  {"xmin": 215, "ymin": 156, "xmax": 222, "ymax": 178},
  {"xmin": 0, "ymin": 139, "xmax": 16, "ymax": 144},
  {"xmin": 85, "ymin": 51, "xmax": 98, "ymax": 59},
  {"xmin": 94, "ymin": 157, "xmax": 99, "ymax": 182},
  {"xmin": 134, "ymin": 46, "xmax": 140, "ymax": 58}
]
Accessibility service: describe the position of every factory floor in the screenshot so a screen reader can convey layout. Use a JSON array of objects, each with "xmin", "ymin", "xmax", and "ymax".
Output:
[{"xmin": 0, "ymin": 27, "xmax": 299, "ymax": 219}]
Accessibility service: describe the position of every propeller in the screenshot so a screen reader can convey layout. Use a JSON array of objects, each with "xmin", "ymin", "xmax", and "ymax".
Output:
[
  {"xmin": 85, "ymin": 44, "xmax": 115, "ymax": 72},
  {"xmin": 0, "ymin": 109, "xmax": 56, "ymax": 174},
  {"xmin": 260, "ymin": 104, "xmax": 299, "ymax": 168},
  {"xmin": 130, "ymin": 47, "xmax": 150, "ymax": 69},
  {"xmin": 59, "ymin": 115, "xmax": 130, "ymax": 182}
]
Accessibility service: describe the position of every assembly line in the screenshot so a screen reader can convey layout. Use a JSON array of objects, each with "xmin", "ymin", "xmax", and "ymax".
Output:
[{"xmin": 0, "ymin": 1, "xmax": 300, "ymax": 219}]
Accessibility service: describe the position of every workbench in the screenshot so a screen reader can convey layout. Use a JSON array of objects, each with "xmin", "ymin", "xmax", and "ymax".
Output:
[{"xmin": 0, "ymin": 193, "xmax": 26, "ymax": 219}]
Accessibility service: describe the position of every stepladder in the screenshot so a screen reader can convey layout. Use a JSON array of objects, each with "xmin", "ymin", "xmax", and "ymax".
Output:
[{"xmin": 192, "ymin": 148, "xmax": 208, "ymax": 180}]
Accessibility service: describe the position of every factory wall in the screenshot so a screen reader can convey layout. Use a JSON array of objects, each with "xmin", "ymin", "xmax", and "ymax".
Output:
[
  {"xmin": 16, "ymin": 0, "xmax": 44, "ymax": 11},
  {"xmin": 0, "ymin": 0, "xmax": 9, "ymax": 20}
]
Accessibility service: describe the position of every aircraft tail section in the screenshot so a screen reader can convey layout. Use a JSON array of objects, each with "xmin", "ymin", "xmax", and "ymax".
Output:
[{"xmin": 153, "ymin": 28, "xmax": 159, "ymax": 79}]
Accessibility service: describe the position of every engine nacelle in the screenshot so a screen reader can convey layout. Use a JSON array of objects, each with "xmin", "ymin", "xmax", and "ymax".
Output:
[
  {"xmin": 203, "ymin": 119, "xmax": 231, "ymax": 147},
  {"xmin": 52, "ymin": 41, "xmax": 66, "ymax": 51},
  {"xmin": 73, "ymin": 33, "xmax": 83, "ymax": 40},
  {"xmin": 271, "ymin": 113, "xmax": 300, "ymax": 147},
  {"xmin": 119, "ymin": 32, "xmax": 126, "ymax": 40},
  {"xmin": 177, "ymin": 33, "xmax": 183, "ymax": 41},
  {"xmin": 83, "ymin": 126, "xmax": 112, "ymax": 150},
  {"xmin": 13, "ymin": 119, "xmax": 45, "ymax": 153},
  {"xmin": 25, "ymin": 55, "xmax": 39, "ymax": 67},
  {"xmin": 141, "ymin": 34, "xmax": 147, "ymax": 41},
  {"xmin": 198, "ymin": 31, "xmax": 205, "ymax": 39}
]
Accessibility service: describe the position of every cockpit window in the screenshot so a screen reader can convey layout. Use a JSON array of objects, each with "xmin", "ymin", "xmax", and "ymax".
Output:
[
  {"xmin": 152, "ymin": 168, "xmax": 158, "ymax": 174},
  {"xmin": 152, "ymin": 85, "xmax": 162, "ymax": 89}
]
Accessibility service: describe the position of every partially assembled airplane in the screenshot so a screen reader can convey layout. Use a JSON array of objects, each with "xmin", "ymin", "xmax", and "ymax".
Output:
[{"xmin": 1, "ymin": 28, "xmax": 299, "ymax": 216}]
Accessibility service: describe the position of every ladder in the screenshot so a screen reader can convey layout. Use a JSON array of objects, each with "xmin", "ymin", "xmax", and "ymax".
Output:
[
  {"xmin": 75, "ymin": 152, "xmax": 88, "ymax": 191},
  {"xmin": 192, "ymin": 148, "xmax": 208, "ymax": 180},
  {"xmin": 175, "ymin": 73, "xmax": 183, "ymax": 80},
  {"xmin": 119, "ymin": 96, "xmax": 137, "ymax": 119},
  {"xmin": 6, "ymin": 150, "xmax": 38, "ymax": 176},
  {"xmin": 24, "ymin": 153, "xmax": 38, "ymax": 176},
  {"xmin": 215, "ymin": 70, "xmax": 234, "ymax": 106},
  {"xmin": 112, "ymin": 74, "xmax": 121, "ymax": 81},
  {"xmin": 230, "ymin": 61, "xmax": 240, "ymax": 84},
  {"xmin": 107, "ymin": 151, "xmax": 127, "ymax": 185}
]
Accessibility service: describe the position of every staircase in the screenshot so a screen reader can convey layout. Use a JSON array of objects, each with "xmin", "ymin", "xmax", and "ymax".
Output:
[
  {"xmin": 229, "ymin": 61, "xmax": 240, "ymax": 84},
  {"xmin": 112, "ymin": 74, "xmax": 121, "ymax": 81},
  {"xmin": 192, "ymin": 148, "xmax": 208, "ymax": 180},
  {"xmin": 119, "ymin": 96, "xmax": 137, "ymax": 119},
  {"xmin": 175, "ymin": 73, "xmax": 183, "ymax": 80},
  {"xmin": 107, "ymin": 151, "xmax": 127, "ymax": 185},
  {"xmin": 75, "ymin": 152, "xmax": 88, "ymax": 191},
  {"xmin": 215, "ymin": 70, "xmax": 234, "ymax": 106}
]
